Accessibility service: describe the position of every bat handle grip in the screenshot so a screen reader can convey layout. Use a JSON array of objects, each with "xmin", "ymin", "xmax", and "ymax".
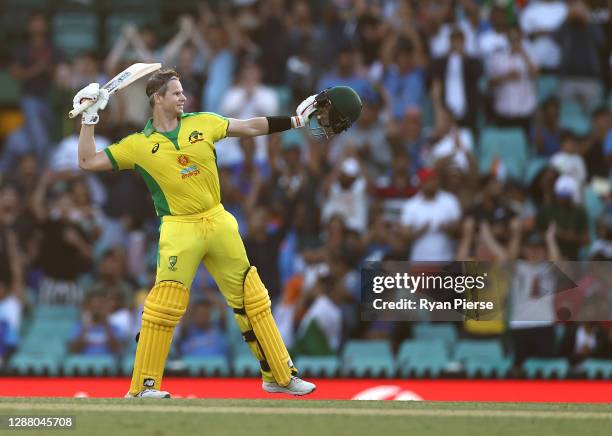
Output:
[{"xmin": 68, "ymin": 99, "xmax": 94, "ymax": 119}]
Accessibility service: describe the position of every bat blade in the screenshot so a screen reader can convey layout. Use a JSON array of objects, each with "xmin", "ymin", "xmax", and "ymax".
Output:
[{"xmin": 68, "ymin": 62, "xmax": 162, "ymax": 118}]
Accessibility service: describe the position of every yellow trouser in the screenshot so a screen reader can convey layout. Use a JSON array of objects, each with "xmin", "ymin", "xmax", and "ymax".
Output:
[
  {"xmin": 156, "ymin": 204, "xmax": 249, "ymax": 309},
  {"xmin": 129, "ymin": 204, "xmax": 291, "ymax": 394}
]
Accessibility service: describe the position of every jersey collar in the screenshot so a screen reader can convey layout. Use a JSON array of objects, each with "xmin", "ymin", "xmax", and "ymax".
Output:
[{"xmin": 143, "ymin": 114, "xmax": 190, "ymax": 137}]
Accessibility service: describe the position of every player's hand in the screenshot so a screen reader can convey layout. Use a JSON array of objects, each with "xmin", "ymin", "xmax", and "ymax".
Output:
[
  {"xmin": 73, "ymin": 83, "xmax": 109, "ymax": 125},
  {"xmin": 292, "ymin": 94, "xmax": 317, "ymax": 129}
]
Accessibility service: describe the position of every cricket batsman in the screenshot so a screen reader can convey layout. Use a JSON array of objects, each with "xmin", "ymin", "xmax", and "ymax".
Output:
[{"xmin": 75, "ymin": 68, "xmax": 362, "ymax": 398}]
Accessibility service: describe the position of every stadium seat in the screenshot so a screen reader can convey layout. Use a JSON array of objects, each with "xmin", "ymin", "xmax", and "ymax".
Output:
[
  {"xmin": 52, "ymin": 13, "xmax": 98, "ymax": 57},
  {"xmin": 0, "ymin": 69, "xmax": 21, "ymax": 106},
  {"xmin": 464, "ymin": 357, "xmax": 512, "ymax": 378},
  {"xmin": 121, "ymin": 354, "xmax": 134, "ymax": 375},
  {"xmin": 454, "ymin": 339, "xmax": 504, "ymax": 361},
  {"xmin": 232, "ymin": 354, "xmax": 261, "ymax": 377},
  {"xmin": 478, "ymin": 127, "xmax": 528, "ymax": 181},
  {"xmin": 18, "ymin": 336, "xmax": 67, "ymax": 359},
  {"xmin": 537, "ymin": 75, "xmax": 558, "ymax": 102},
  {"xmin": 579, "ymin": 359, "xmax": 612, "ymax": 379},
  {"xmin": 412, "ymin": 323, "xmax": 458, "ymax": 346},
  {"xmin": 32, "ymin": 304, "xmax": 80, "ymax": 321},
  {"xmin": 294, "ymin": 356, "xmax": 340, "ymax": 377},
  {"xmin": 9, "ymin": 352, "xmax": 61, "ymax": 376},
  {"xmin": 181, "ymin": 356, "xmax": 229, "ymax": 376},
  {"xmin": 342, "ymin": 340, "xmax": 396, "ymax": 377},
  {"xmin": 560, "ymin": 101, "xmax": 590, "ymax": 136},
  {"xmin": 63, "ymin": 354, "xmax": 118, "ymax": 376},
  {"xmin": 397, "ymin": 339, "xmax": 449, "ymax": 378},
  {"xmin": 524, "ymin": 157, "xmax": 549, "ymax": 186},
  {"xmin": 342, "ymin": 340, "xmax": 393, "ymax": 359},
  {"xmin": 523, "ymin": 358, "xmax": 569, "ymax": 379},
  {"xmin": 104, "ymin": 13, "xmax": 158, "ymax": 49}
]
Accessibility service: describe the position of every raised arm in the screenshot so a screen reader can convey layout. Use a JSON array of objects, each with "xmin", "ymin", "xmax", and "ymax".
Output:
[{"xmin": 73, "ymin": 83, "xmax": 113, "ymax": 171}]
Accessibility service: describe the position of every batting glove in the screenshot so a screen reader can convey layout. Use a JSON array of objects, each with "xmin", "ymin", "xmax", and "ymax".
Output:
[
  {"xmin": 73, "ymin": 83, "xmax": 110, "ymax": 125},
  {"xmin": 291, "ymin": 94, "xmax": 317, "ymax": 129}
]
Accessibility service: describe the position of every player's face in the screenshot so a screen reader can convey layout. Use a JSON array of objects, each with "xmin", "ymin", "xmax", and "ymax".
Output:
[{"xmin": 160, "ymin": 79, "xmax": 187, "ymax": 115}]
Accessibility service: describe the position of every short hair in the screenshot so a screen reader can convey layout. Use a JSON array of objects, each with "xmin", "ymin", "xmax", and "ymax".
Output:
[{"xmin": 145, "ymin": 68, "xmax": 180, "ymax": 106}]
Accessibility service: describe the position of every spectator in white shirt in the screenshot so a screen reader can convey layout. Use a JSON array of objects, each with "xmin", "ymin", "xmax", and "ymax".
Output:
[
  {"xmin": 321, "ymin": 157, "xmax": 370, "ymax": 234},
  {"xmin": 219, "ymin": 59, "xmax": 279, "ymax": 166},
  {"xmin": 477, "ymin": 5, "xmax": 510, "ymax": 64},
  {"xmin": 550, "ymin": 132, "xmax": 587, "ymax": 204},
  {"xmin": 519, "ymin": 0, "xmax": 568, "ymax": 71},
  {"xmin": 487, "ymin": 26, "xmax": 538, "ymax": 134},
  {"xmin": 400, "ymin": 168, "xmax": 461, "ymax": 261}
]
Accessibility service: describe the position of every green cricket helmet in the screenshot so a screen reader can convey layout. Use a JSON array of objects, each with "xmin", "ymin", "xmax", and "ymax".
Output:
[{"xmin": 309, "ymin": 86, "xmax": 362, "ymax": 139}]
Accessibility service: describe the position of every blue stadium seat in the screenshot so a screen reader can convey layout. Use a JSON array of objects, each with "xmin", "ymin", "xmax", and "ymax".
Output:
[
  {"xmin": 397, "ymin": 339, "xmax": 449, "ymax": 377},
  {"xmin": 579, "ymin": 359, "xmax": 612, "ymax": 379},
  {"xmin": 523, "ymin": 358, "xmax": 569, "ymax": 379},
  {"xmin": 63, "ymin": 354, "xmax": 118, "ymax": 376},
  {"xmin": 478, "ymin": 127, "xmax": 528, "ymax": 181},
  {"xmin": 181, "ymin": 356, "xmax": 229, "ymax": 376},
  {"xmin": 295, "ymin": 356, "xmax": 340, "ymax": 377},
  {"xmin": 342, "ymin": 340, "xmax": 396, "ymax": 377},
  {"xmin": 412, "ymin": 323, "xmax": 458, "ymax": 346}
]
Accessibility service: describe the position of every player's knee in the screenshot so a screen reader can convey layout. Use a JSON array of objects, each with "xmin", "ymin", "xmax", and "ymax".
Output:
[{"xmin": 142, "ymin": 280, "xmax": 189, "ymax": 327}]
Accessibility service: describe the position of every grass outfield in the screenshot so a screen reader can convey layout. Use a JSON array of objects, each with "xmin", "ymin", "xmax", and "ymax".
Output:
[{"xmin": 0, "ymin": 398, "xmax": 611, "ymax": 436}]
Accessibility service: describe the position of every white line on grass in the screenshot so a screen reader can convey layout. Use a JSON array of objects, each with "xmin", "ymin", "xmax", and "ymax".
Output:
[{"xmin": 0, "ymin": 403, "xmax": 610, "ymax": 420}]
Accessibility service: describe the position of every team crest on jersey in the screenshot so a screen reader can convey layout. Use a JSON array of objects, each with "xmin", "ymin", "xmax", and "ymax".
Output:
[
  {"xmin": 177, "ymin": 154, "xmax": 190, "ymax": 166},
  {"xmin": 188, "ymin": 130, "xmax": 204, "ymax": 144},
  {"xmin": 168, "ymin": 256, "xmax": 178, "ymax": 271}
]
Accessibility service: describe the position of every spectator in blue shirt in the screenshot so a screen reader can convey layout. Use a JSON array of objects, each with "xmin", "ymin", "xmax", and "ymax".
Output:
[
  {"xmin": 178, "ymin": 299, "xmax": 229, "ymax": 359},
  {"xmin": 316, "ymin": 44, "xmax": 372, "ymax": 99},
  {"xmin": 68, "ymin": 291, "xmax": 123, "ymax": 356}
]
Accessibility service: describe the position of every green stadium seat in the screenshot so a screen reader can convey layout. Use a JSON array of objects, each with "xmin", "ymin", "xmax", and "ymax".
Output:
[
  {"xmin": 464, "ymin": 357, "xmax": 512, "ymax": 378},
  {"xmin": 0, "ymin": 69, "xmax": 20, "ymax": 106},
  {"xmin": 584, "ymin": 186, "xmax": 605, "ymax": 242},
  {"xmin": 18, "ymin": 336, "xmax": 67, "ymax": 358},
  {"xmin": 412, "ymin": 323, "xmax": 457, "ymax": 346},
  {"xmin": 294, "ymin": 356, "xmax": 340, "ymax": 377},
  {"xmin": 537, "ymin": 75, "xmax": 558, "ymax": 102},
  {"xmin": 397, "ymin": 339, "xmax": 449, "ymax": 377},
  {"xmin": 579, "ymin": 359, "xmax": 612, "ymax": 379},
  {"xmin": 121, "ymin": 354, "xmax": 134, "ymax": 375},
  {"xmin": 523, "ymin": 358, "xmax": 569, "ymax": 379},
  {"xmin": 181, "ymin": 356, "xmax": 229, "ymax": 376},
  {"xmin": 233, "ymin": 354, "xmax": 260, "ymax": 377},
  {"xmin": 342, "ymin": 340, "xmax": 392, "ymax": 359},
  {"xmin": 342, "ymin": 340, "xmax": 395, "ymax": 377},
  {"xmin": 52, "ymin": 13, "xmax": 98, "ymax": 57},
  {"xmin": 478, "ymin": 127, "xmax": 528, "ymax": 181},
  {"xmin": 32, "ymin": 304, "xmax": 80, "ymax": 321},
  {"xmin": 454, "ymin": 339, "xmax": 504, "ymax": 361},
  {"xmin": 524, "ymin": 157, "xmax": 549, "ymax": 186},
  {"xmin": 63, "ymin": 354, "xmax": 118, "ymax": 376},
  {"xmin": 560, "ymin": 101, "xmax": 590, "ymax": 136},
  {"xmin": 104, "ymin": 13, "xmax": 157, "ymax": 49},
  {"xmin": 9, "ymin": 352, "xmax": 60, "ymax": 376}
]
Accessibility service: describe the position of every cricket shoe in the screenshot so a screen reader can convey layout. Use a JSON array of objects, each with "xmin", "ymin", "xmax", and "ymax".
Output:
[
  {"xmin": 124, "ymin": 389, "xmax": 171, "ymax": 399},
  {"xmin": 262, "ymin": 376, "xmax": 316, "ymax": 396}
]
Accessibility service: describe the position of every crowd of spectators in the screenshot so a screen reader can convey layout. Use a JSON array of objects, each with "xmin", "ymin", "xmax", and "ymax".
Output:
[{"xmin": 0, "ymin": 0, "xmax": 611, "ymax": 372}]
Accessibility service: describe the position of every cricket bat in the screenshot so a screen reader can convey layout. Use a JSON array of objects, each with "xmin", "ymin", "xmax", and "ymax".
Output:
[{"xmin": 69, "ymin": 62, "xmax": 162, "ymax": 118}]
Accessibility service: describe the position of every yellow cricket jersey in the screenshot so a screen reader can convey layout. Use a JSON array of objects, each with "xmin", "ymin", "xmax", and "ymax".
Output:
[{"xmin": 103, "ymin": 112, "xmax": 229, "ymax": 217}]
